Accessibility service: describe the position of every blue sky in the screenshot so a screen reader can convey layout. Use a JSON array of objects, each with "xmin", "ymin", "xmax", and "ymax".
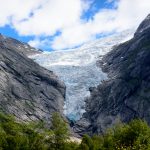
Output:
[{"xmin": 0, "ymin": 0, "xmax": 149, "ymax": 51}]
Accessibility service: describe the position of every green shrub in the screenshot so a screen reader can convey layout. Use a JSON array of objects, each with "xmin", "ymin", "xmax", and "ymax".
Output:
[
  {"xmin": 1, "ymin": 111, "xmax": 150, "ymax": 150},
  {"xmin": 48, "ymin": 112, "xmax": 69, "ymax": 150},
  {"xmin": 80, "ymin": 134, "xmax": 94, "ymax": 150},
  {"xmin": 0, "ymin": 112, "xmax": 78, "ymax": 150},
  {"xmin": 78, "ymin": 119, "xmax": 150, "ymax": 150}
]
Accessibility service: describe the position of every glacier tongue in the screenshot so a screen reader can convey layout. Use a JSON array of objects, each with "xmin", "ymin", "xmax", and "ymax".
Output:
[{"xmin": 30, "ymin": 30, "xmax": 134, "ymax": 121}]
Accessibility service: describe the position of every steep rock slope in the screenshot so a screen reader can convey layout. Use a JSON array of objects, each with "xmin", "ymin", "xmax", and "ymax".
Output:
[
  {"xmin": 78, "ymin": 14, "xmax": 150, "ymax": 135},
  {"xmin": 0, "ymin": 35, "xmax": 65, "ymax": 122}
]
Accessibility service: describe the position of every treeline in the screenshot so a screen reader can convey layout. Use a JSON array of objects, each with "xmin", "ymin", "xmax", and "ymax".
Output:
[{"xmin": 0, "ymin": 112, "xmax": 150, "ymax": 150}]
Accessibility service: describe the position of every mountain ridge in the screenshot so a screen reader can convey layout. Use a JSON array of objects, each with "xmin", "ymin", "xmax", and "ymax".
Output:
[{"xmin": 0, "ymin": 34, "xmax": 42, "ymax": 56}]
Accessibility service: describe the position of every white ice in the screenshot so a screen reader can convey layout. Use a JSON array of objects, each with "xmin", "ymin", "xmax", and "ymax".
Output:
[{"xmin": 30, "ymin": 30, "xmax": 134, "ymax": 121}]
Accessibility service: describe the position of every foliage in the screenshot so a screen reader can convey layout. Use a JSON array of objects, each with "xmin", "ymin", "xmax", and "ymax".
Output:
[
  {"xmin": 48, "ymin": 112, "xmax": 69, "ymax": 150},
  {"xmin": 0, "ymin": 112, "xmax": 47, "ymax": 150},
  {"xmin": 1, "ymin": 112, "xmax": 150, "ymax": 150},
  {"xmin": 79, "ymin": 119, "xmax": 150, "ymax": 150},
  {"xmin": 79, "ymin": 134, "xmax": 94, "ymax": 150}
]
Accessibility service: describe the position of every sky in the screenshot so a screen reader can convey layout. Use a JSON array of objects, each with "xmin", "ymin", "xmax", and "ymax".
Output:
[{"xmin": 0, "ymin": 0, "xmax": 150, "ymax": 51}]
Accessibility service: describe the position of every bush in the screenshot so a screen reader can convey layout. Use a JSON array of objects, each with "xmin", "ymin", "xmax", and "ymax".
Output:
[
  {"xmin": 82, "ymin": 119, "xmax": 150, "ymax": 150},
  {"xmin": 48, "ymin": 112, "xmax": 69, "ymax": 150},
  {"xmin": 0, "ymin": 112, "xmax": 76, "ymax": 150},
  {"xmin": 0, "ymin": 112, "xmax": 47, "ymax": 150},
  {"xmin": 80, "ymin": 134, "xmax": 94, "ymax": 150},
  {"xmin": 1, "ymin": 111, "xmax": 150, "ymax": 150}
]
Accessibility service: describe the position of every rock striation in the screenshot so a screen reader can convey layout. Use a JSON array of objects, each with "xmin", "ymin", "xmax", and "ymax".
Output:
[
  {"xmin": 0, "ymin": 34, "xmax": 65, "ymax": 123},
  {"xmin": 75, "ymin": 14, "xmax": 150, "ymax": 135}
]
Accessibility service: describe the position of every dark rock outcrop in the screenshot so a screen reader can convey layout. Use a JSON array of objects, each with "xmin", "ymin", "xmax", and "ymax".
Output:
[
  {"xmin": 0, "ymin": 34, "xmax": 65, "ymax": 123},
  {"xmin": 76, "ymin": 14, "xmax": 150, "ymax": 135}
]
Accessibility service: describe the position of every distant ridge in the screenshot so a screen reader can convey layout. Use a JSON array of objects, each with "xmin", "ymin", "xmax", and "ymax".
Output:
[{"xmin": 0, "ymin": 33, "xmax": 42, "ymax": 56}]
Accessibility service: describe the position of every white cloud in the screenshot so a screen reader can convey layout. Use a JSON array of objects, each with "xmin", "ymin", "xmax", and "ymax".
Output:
[
  {"xmin": 51, "ymin": 0, "xmax": 150, "ymax": 49},
  {"xmin": 0, "ymin": 0, "xmax": 150, "ymax": 50},
  {"xmin": 0, "ymin": 0, "xmax": 44, "ymax": 26},
  {"xmin": 28, "ymin": 38, "xmax": 51, "ymax": 50},
  {"xmin": 13, "ymin": 0, "xmax": 86, "ymax": 36}
]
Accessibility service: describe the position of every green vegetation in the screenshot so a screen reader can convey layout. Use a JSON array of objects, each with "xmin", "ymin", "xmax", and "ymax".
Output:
[
  {"xmin": 91, "ymin": 119, "xmax": 150, "ymax": 150},
  {"xmin": 48, "ymin": 112, "xmax": 69, "ymax": 150},
  {"xmin": 0, "ymin": 112, "xmax": 150, "ymax": 150}
]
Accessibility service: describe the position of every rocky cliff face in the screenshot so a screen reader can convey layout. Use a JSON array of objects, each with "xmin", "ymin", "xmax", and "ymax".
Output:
[
  {"xmin": 75, "ymin": 14, "xmax": 150, "ymax": 135},
  {"xmin": 0, "ymin": 34, "xmax": 66, "ymax": 123}
]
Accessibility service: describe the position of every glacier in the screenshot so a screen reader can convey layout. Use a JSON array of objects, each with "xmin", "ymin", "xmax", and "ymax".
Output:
[{"xmin": 30, "ymin": 30, "xmax": 134, "ymax": 121}]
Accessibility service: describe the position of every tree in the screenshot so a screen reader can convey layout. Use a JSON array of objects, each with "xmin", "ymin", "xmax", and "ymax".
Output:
[
  {"xmin": 50, "ymin": 112, "xmax": 69, "ymax": 150},
  {"xmin": 0, "ymin": 112, "xmax": 47, "ymax": 150},
  {"xmin": 80, "ymin": 134, "xmax": 94, "ymax": 150}
]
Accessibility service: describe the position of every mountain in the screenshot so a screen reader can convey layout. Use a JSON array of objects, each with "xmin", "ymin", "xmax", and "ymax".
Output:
[
  {"xmin": 30, "ymin": 30, "xmax": 134, "ymax": 121},
  {"xmin": 0, "ymin": 34, "xmax": 65, "ymax": 122},
  {"xmin": 0, "ymin": 34, "xmax": 42, "ymax": 56},
  {"xmin": 75, "ymin": 14, "xmax": 150, "ymax": 135}
]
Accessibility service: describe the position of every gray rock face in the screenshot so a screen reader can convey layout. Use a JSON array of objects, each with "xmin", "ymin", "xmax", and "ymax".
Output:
[
  {"xmin": 0, "ymin": 34, "xmax": 65, "ymax": 123},
  {"xmin": 76, "ymin": 14, "xmax": 150, "ymax": 135},
  {"xmin": 0, "ymin": 34, "xmax": 42, "ymax": 56}
]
